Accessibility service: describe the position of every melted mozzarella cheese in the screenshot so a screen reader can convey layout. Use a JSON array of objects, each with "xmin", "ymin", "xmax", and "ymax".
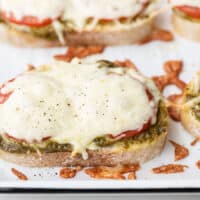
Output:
[
  {"xmin": 0, "ymin": 0, "xmax": 65, "ymax": 21},
  {"xmin": 62, "ymin": 0, "xmax": 150, "ymax": 30},
  {"xmin": 0, "ymin": 0, "xmax": 156, "ymax": 30},
  {"xmin": 0, "ymin": 60, "xmax": 161, "ymax": 154},
  {"xmin": 171, "ymin": 0, "xmax": 200, "ymax": 7}
]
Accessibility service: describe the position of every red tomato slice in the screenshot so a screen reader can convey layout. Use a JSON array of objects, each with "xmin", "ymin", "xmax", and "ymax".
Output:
[
  {"xmin": 98, "ymin": 17, "xmax": 129, "ymax": 23},
  {"xmin": 5, "ymin": 133, "xmax": 51, "ymax": 143},
  {"xmin": 110, "ymin": 118, "xmax": 152, "ymax": 140},
  {"xmin": 0, "ymin": 11, "xmax": 54, "ymax": 27},
  {"xmin": 109, "ymin": 88, "xmax": 155, "ymax": 140},
  {"xmin": 0, "ymin": 92, "xmax": 12, "ymax": 104},
  {"xmin": 4, "ymin": 133, "xmax": 27, "ymax": 143},
  {"xmin": 176, "ymin": 5, "xmax": 200, "ymax": 19},
  {"xmin": 0, "ymin": 78, "xmax": 15, "ymax": 104},
  {"xmin": 124, "ymin": 119, "xmax": 152, "ymax": 137}
]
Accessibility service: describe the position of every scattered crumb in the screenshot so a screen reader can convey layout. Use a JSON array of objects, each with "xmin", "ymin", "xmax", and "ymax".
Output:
[
  {"xmin": 11, "ymin": 168, "xmax": 28, "ymax": 181},
  {"xmin": 85, "ymin": 163, "xmax": 140, "ymax": 180},
  {"xmin": 152, "ymin": 164, "xmax": 188, "ymax": 174},
  {"xmin": 128, "ymin": 172, "xmax": 136, "ymax": 180},
  {"xmin": 191, "ymin": 138, "xmax": 199, "ymax": 146},
  {"xmin": 196, "ymin": 161, "xmax": 200, "ymax": 169},
  {"xmin": 152, "ymin": 60, "xmax": 186, "ymax": 121},
  {"xmin": 54, "ymin": 46, "xmax": 105, "ymax": 62},
  {"xmin": 140, "ymin": 29, "xmax": 174, "ymax": 44},
  {"xmin": 169, "ymin": 140, "xmax": 189, "ymax": 161},
  {"xmin": 60, "ymin": 168, "xmax": 77, "ymax": 179}
]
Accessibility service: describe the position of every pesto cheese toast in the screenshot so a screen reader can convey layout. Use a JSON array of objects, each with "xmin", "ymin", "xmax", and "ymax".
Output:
[
  {"xmin": 171, "ymin": 0, "xmax": 200, "ymax": 42},
  {"xmin": 0, "ymin": 0, "xmax": 157, "ymax": 47},
  {"xmin": 181, "ymin": 71, "xmax": 200, "ymax": 138},
  {"xmin": 0, "ymin": 59, "xmax": 168, "ymax": 167}
]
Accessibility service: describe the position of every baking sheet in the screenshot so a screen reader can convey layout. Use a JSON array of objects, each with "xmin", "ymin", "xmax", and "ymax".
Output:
[{"xmin": 0, "ymin": 5, "xmax": 200, "ymax": 190}]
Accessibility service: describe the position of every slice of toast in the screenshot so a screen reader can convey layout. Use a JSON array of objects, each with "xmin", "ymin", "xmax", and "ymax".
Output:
[{"xmin": 0, "ymin": 16, "xmax": 155, "ymax": 47}]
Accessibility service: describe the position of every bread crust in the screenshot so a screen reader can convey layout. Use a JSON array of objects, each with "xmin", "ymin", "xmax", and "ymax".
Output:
[
  {"xmin": 181, "ymin": 76, "xmax": 200, "ymax": 137},
  {"xmin": 0, "ymin": 131, "xmax": 167, "ymax": 167},
  {"xmin": 181, "ymin": 107, "xmax": 200, "ymax": 138},
  {"xmin": 0, "ymin": 17, "xmax": 154, "ymax": 47},
  {"xmin": 181, "ymin": 96, "xmax": 200, "ymax": 138},
  {"xmin": 172, "ymin": 12, "xmax": 200, "ymax": 42}
]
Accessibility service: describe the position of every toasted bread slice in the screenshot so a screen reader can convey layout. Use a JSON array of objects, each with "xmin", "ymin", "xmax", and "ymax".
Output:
[
  {"xmin": 181, "ymin": 72, "xmax": 200, "ymax": 137},
  {"xmin": 0, "ymin": 16, "xmax": 155, "ymax": 47},
  {"xmin": 0, "ymin": 60, "xmax": 168, "ymax": 167},
  {"xmin": 172, "ymin": 12, "xmax": 200, "ymax": 42}
]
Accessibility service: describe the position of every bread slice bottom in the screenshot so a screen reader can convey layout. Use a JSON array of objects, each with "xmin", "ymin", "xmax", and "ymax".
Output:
[
  {"xmin": 0, "ymin": 131, "xmax": 167, "ymax": 167},
  {"xmin": 172, "ymin": 13, "xmax": 200, "ymax": 42},
  {"xmin": 0, "ymin": 17, "xmax": 154, "ymax": 47}
]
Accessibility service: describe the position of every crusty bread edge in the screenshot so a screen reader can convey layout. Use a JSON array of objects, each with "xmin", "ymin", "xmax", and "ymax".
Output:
[
  {"xmin": 0, "ymin": 130, "xmax": 167, "ymax": 167},
  {"xmin": 181, "ymin": 102, "xmax": 200, "ymax": 138},
  {"xmin": 172, "ymin": 12, "xmax": 200, "ymax": 42},
  {"xmin": 180, "ymin": 77, "xmax": 200, "ymax": 138},
  {"xmin": 181, "ymin": 112, "xmax": 197, "ymax": 138},
  {"xmin": 0, "ymin": 17, "xmax": 155, "ymax": 47}
]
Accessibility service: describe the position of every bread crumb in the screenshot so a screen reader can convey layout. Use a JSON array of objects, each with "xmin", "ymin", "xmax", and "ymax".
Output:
[
  {"xmin": 152, "ymin": 164, "xmax": 188, "ymax": 174},
  {"xmin": 169, "ymin": 140, "xmax": 189, "ymax": 161},
  {"xmin": 11, "ymin": 168, "xmax": 28, "ymax": 181}
]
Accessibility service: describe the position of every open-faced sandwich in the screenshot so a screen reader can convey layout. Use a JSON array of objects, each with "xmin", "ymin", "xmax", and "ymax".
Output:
[
  {"xmin": 0, "ymin": 59, "xmax": 168, "ymax": 167},
  {"xmin": 181, "ymin": 71, "xmax": 200, "ymax": 138},
  {"xmin": 0, "ymin": 0, "xmax": 158, "ymax": 47},
  {"xmin": 171, "ymin": 0, "xmax": 200, "ymax": 41}
]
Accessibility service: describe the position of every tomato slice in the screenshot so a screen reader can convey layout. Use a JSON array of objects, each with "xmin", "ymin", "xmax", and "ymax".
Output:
[
  {"xmin": 5, "ymin": 133, "xmax": 51, "ymax": 143},
  {"xmin": 0, "ymin": 78, "xmax": 15, "ymax": 104},
  {"xmin": 0, "ymin": 11, "xmax": 54, "ymax": 27},
  {"xmin": 4, "ymin": 133, "xmax": 27, "ymax": 143},
  {"xmin": 0, "ymin": 92, "xmax": 12, "ymax": 104},
  {"xmin": 109, "ymin": 88, "xmax": 155, "ymax": 140},
  {"xmin": 110, "ymin": 118, "xmax": 152, "ymax": 140},
  {"xmin": 176, "ymin": 5, "xmax": 200, "ymax": 19}
]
